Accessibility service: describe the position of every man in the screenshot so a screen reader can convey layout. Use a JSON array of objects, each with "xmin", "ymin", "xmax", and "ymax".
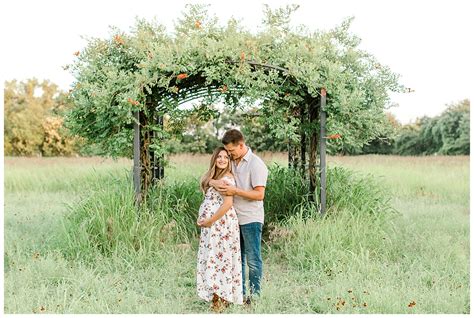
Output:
[{"xmin": 209, "ymin": 129, "xmax": 268, "ymax": 305}]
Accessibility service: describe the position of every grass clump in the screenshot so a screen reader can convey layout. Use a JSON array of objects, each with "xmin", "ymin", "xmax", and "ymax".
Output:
[
  {"xmin": 56, "ymin": 173, "xmax": 203, "ymax": 263},
  {"xmin": 59, "ymin": 164, "xmax": 395, "ymax": 266},
  {"xmin": 264, "ymin": 164, "xmax": 396, "ymax": 224}
]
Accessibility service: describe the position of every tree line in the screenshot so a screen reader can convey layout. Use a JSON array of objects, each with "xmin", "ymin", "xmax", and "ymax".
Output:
[{"xmin": 3, "ymin": 79, "xmax": 469, "ymax": 156}]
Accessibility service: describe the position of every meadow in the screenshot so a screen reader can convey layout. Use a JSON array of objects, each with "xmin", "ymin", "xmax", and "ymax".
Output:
[{"xmin": 3, "ymin": 154, "xmax": 470, "ymax": 314}]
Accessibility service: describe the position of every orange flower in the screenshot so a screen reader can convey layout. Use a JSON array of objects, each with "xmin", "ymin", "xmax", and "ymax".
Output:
[
  {"xmin": 240, "ymin": 51, "xmax": 245, "ymax": 61},
  {"xmin": 218, "ymin": 85, "xmax": 228, "ymax": 93},
  {"xmin": 177, "ymin": 73, "xmax": 188, "ymax": 80},
  {"xmin": 73, "ymin": 51, "xmax": 80, "ymax": 56},
  {"xmin": 127, "ymin": 98, "xmax": 139, "ymax": 106},
  {"xmin": 114, "ymin": 35, "xmax": 125, "ymax": 45},
  {"xmin": 326, "ymin": 133, "xmax": 341, "ymax": 140},
  {"xmin": 195, "ymin": 20, "xmax": 202, "ymax": 29}
]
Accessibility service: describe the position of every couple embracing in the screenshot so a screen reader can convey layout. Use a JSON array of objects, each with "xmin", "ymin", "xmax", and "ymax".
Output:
[{"xmin": 196, "ymin": 129, "xmax": 268, "ymax": 312}]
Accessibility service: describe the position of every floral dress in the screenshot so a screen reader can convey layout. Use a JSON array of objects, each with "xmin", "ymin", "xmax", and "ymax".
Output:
[{"xmin": 197, "ymin": 175, "xmax": 243, "ymax": 304}]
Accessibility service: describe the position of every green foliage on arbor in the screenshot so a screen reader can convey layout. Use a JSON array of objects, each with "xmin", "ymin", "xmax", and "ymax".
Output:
[{"xmin": 65, "ymin": 4, "xmax": 403, "ymax": 158}]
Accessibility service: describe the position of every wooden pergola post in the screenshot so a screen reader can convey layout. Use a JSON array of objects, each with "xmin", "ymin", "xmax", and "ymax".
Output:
[
  {"xmin": 148, "ymin": 97, "xmax": 165, "ymax": 184},
  {"xmin": 308, "ymin": 98, "xmax": 318, "ymax": 201},
  {"xmin": 319, "ymin": 88, "xmax": 327, "ymax": 215},
  {"xmin": 308, "ymin": 88, "xmax": 327, "ymax": 215},
  {"xmin": 133, "ymin": 110, "xmax": 142, "ymax": 205},
  {"xmin": 133, "ymin": 97, "xmax": 166, "ymax": 205}
]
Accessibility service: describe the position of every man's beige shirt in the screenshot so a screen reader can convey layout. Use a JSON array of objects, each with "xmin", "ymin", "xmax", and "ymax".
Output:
[{"xmin": 231, "ymin": 148, "xmax": 268, "ymax": 225}]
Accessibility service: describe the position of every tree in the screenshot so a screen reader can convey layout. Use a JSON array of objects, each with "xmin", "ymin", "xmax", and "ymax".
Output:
[
  {"xmin": 393, "ymin": 99, "xmax": 470, "ymax": 156},
  {"xmin": 437, "ymin": 99, "xmax": 470, "ymax": 155},
  {"xmin": 4, "ymin": 79, "xmax": 79, "ymax": 156},
  {"xmin": 394, "ymin": 122, "xmax": 424, "ymax": 155}
]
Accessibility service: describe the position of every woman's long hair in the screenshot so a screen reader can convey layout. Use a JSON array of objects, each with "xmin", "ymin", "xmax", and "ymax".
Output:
[{"xmin": 200, "ymin": 147, "xmax": 232, "ymax": 193}]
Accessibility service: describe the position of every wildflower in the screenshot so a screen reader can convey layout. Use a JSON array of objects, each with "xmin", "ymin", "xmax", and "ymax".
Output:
[
  {"xmin": 127, "ymin": 98, "xmax": 140, "ymax": 106},
  {"xmin": 326, "ymin": 133, "xmax": 342, "ymax": 140},
  {"xmin": 114, "ymin": 35, "xmax": 125, "ymax": 45}
]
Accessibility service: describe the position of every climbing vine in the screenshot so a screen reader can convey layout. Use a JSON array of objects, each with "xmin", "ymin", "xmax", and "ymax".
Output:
[{"xmin": 65, "ymin": 4, "xmax": 403, "ymax": 161}]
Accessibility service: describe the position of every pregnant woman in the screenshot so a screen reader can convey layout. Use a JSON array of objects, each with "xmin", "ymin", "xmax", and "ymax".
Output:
[{"xmin": 196, "ymin": 147, "xmax": 243, "ymax": 312}]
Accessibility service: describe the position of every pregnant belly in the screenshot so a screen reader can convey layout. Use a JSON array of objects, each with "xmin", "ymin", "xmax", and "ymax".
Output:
[{"xmin": 198, "ymin": 200, "xmax": 218, "ymax": 220}]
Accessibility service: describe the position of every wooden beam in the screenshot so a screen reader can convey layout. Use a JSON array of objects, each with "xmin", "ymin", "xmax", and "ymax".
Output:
[
  {"xmin": 319, "ymin": 88, "xmax": 327, "ymax": 215},
  {"xmin": 308, "ymin": 98, "xmax": 318, "ymax": 201},
  {"xmin": 133, "ymin": 110, "xmax": 142, "ymax": 205}
]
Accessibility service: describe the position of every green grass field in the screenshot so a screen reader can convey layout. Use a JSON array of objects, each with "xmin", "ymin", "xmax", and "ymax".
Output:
[{"xmin": 3, "ymin": 154, "xmax": 470, "ymax": 313}]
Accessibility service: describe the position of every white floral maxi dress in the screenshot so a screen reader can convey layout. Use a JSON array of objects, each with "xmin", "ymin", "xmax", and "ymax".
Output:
[{"xmin": 197, "ymin": 176, "xmax": 243, "ymax": 304}]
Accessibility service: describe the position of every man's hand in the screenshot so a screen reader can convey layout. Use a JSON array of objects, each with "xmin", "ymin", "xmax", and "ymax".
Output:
[
  {"xmin": 197, "ymin": 218, "xmax": 213, "ymax": 228},
  {"xmin": 219, "ymin": 185, "xmax": 238, "ymax": 196},
  {"xmin": 210, "ymin": 179, "xmax": 230, "ymax": 192}
]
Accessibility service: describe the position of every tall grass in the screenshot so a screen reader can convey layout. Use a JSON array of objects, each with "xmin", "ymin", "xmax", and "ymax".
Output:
[
  {"xmin": 56, "ymin": 175, "xmax": 205, "ymax": 263},
  {"xmin": 56, "ymin": 164, "xmax": 393, "ymax": 264},
  {"xmin": 4, "ymin": 155, "xmax": 469, "ymax": 314},
  {"xmin": 265, "ymin": 165, "xmax": 395, "ymax": 222},
  {"xmin": 4, "ymin": 157, "xmax": 132, "ymax": 193}
]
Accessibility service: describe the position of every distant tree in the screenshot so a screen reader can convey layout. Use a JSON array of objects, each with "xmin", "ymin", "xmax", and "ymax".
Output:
[
  {"xmin": 394, "ymin": 122, "xmax": 423, "ymax": 155},
  {"xmin": 360, "ymin": 112, "xmax": 400, "ymax": 154},
  {"xmin": 4, "ymin": 79, "xmax": 79, "ymax": 156},
  {"xmin": 335, "ymin": 111, "xmax": 400, "ymax": 155},
  {"xmin": 436, "ymin": 99, "xmax": 470, "ymax": 154},
  {"xmin": 394, "ymin": 99, "xmax": 470, "ymax": 155}
]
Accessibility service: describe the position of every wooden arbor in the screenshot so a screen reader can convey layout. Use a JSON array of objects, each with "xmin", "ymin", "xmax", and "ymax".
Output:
[{"xmin": 133, "ymin": 62, "xmax": 328, "ymax": 215}]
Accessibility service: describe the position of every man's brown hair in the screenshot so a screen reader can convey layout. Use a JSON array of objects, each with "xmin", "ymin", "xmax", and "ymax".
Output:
[{"xmin": 222, "ymin": 129, "xmax": 244, "ymax": 145}]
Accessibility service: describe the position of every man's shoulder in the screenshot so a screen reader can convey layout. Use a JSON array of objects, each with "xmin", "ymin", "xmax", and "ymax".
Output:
[{"xmin": 249, "ymin": 153, "xmax": 268, "ymax": 169}]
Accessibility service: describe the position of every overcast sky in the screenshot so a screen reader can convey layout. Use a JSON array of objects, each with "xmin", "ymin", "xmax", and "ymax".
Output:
[{"xmin": 1, "ymin": 0, "xmax": 472, "ymax": 124}]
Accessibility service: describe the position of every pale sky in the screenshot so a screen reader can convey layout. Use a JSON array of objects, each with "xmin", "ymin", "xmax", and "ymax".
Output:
[{"xmin": 1, "ymin": 0, "xmax": 472, "ymax": 124}]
